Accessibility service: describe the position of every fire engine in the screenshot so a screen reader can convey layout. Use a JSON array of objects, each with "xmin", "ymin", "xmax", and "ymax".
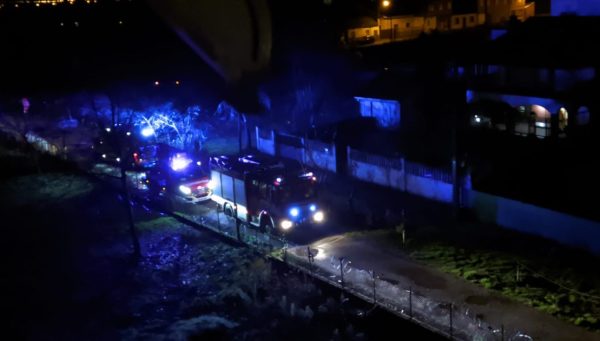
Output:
[
  {"xmin": 138, "ymin": 144, "xmax": 212, "ymax": 204},
  {"xmin": 210, "ymin": 154, "xmax": 324, "ymax": 233}
]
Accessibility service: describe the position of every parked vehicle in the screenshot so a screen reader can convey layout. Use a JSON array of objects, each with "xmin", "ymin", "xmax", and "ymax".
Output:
[
  {"xmin": 209, "ymin": 154, "xmax": 325, "ymax": 234},
  {"xmin": 144, "ymin": 148, "xmax": 212, "ymax": 204}
]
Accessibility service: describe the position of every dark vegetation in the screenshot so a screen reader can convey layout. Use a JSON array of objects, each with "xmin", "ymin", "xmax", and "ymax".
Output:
[
  {"xmin": 391, "ymin": 222, "xmax": 600, "ymax": 331},
  {"xmin": 0, "ymin": 136, "xmax": 440, "ymax": 340}
]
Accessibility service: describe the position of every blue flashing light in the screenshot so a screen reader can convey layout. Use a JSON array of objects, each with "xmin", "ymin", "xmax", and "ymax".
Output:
[
  {"xmin": 309, "ymin": 204, "xmax": 317, "ymax": 212},
  {"xmin": 170, "ymin": 154, "xmax": 192, "ymax": 171},
  {"xmin": 141, "ymin": 126, "xmax": 155, "ymax": 137},
  {"xmin": 289, "ymin": 207, "xmax": 300, "ymax": 217}
]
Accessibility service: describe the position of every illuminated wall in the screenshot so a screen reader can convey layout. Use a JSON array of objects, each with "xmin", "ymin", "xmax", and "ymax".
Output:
[
  {"xmin": 355, "ymin": 97, "xmax": 401, "ymax": 128},
  {"xmin": 464, "ymin": 189, "xmax": 600, "ymax": 254},
  {"xmin": 551, "ymin": 0, "xmax": 600, "ymax": 16},
  {"xmin": 347, "ymin": 26, "xmax": 379, "ymax": 40},
  {"xmin": 477, "ymin": 0, "xmax": 535, "ymax": 24}
]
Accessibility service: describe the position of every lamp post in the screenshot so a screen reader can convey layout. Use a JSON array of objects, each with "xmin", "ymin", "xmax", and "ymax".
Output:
[{"xmin": 378, "ymin": 0, "xmax": 392, "ymax": 41}]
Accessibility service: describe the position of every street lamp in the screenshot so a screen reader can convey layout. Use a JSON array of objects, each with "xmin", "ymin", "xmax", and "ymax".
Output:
[{"xmin": 378, "ymin": 1, "xmax": 393, "ymax": 41}]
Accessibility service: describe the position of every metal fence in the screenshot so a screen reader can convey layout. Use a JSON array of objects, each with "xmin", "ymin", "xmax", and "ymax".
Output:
[
  {"xmin": 285, "ymin": 248, "xmax": 532, "ymax": 341},
  {"xmin": 348, "ymin": 148, "xmax": 403, "ymax": 170},
  {"xmin": 405, "ymin": 160, "xmax": 453, "ymax": 184}
]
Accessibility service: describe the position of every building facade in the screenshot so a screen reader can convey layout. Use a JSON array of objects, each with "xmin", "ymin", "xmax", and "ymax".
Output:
[{"xmin": 478, "ymin": 0, "xmax": 535, "ymax": 24}]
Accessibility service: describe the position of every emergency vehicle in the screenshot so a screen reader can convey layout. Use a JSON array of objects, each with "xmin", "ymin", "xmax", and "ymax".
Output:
[{"xmin": 210, "ymin": 154, "xmax": 324, "ymax": 233}]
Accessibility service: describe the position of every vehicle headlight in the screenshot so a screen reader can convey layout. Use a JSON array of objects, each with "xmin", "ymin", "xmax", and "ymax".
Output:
[
  {"xmin": 313, "ymin": 211, "xmax": 325, "ymax": 223},
  {"xmin": 289, "ymin": 207, "xmax": 299, "ymax": 217},
  {"xmin": 280, "ymin": 219, "xmax": 293, "ymax": 230},
  {"xmin": 207, "ymin": 180, "xmax": 216, "ymax": 189},
  {"xmin": 309, "ymin": 204, "xmax": 317, "ymax": 212},
  {"xmin": 179, "ymin": 185, "xmax": 191, "ymax": 195}
]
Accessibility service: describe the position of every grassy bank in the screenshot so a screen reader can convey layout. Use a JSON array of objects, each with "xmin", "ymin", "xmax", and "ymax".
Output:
[{"xmin": 351, "ymin": 225, "xmax": 600, "ymax": 331}]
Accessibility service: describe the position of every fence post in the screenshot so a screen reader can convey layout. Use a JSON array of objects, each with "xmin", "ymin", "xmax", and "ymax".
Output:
[
  {"xmin": 449, "ymin": 303, "xmax": 454, "ymax": 340},
  {"xmin": 402, "ymin": 158, "xmax": 407, "ymax": 192},
  {"xmin": 371, "ymin": 270, "xmax": 377, "ymax": 304},
  {"xmin": 331, "ymin": 144, "xmax": 337, "ymax": 173},
  {"xmin": 216, "ymin": 206, "xmax": 221, "ymax": 232},
  {"xmin": 409, "ymin": 286, "xmax": 412, "ymax": 318},
  {"xmin": 235, "ymin": 218, "xmax": 241, "ymax": 242},
  {"xmin": 307, "ymin": 246, "xmax": 314, "ymax": 273},
  {"xmin": 254, "ymin": 227, "xmax": 259, "ymax": 247},
  {"xmin": 300, "ymin": 136, "xmax": 306, "ymax": 165},
  {"xmin": 272, "ymin": 129, "xmax": 277, "ymax": 157},
  {"xmin": 255, "ymin": 126, "xmax": 260, "ymax": 152},
  {"xmin": 346, "ymin": 146, "xmax": 351, "ymax": 177},
  {"xmin": 339, "ymin": 257, "xmax": 345, "ymax": 289}
]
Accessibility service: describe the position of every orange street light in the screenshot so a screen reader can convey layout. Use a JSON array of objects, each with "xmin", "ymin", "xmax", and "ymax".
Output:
[{"xmin": 382, "ymin": 0, "xmax": 391, "ymax": 8}]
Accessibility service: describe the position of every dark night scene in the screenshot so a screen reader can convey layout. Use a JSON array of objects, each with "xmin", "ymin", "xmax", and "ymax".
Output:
[{"xmin": 1, "ymin": 0, "xmax": 600, "ymax": 340}]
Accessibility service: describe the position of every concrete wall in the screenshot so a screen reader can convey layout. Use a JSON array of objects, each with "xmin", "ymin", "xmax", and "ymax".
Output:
[
  {"xmin": 347, "ymin": 26, "xmax": 379, "ymax": 40},
  {"xmin": 305, "ymin": 139, "xmax": 336, "ymax": 173},
  {"xmin": 348, "ymin": 159, "xmax": 406, "ymax": 191},
  {"xmin": 278, "ymin": 142, "xmax": 304, "ymax": 163},
  {"xmin": 254, "ymin": 126, "xmax": 336, "ymax": 173},
  {"xmin": 256, "ymin": 126, "xmax": 600, "ymax": 254},
  {"xmin": 406, "ymin": 174, "xmax": 453, "ymax": 203},
  {"xmin": 255, "ymin": 126, "xmax": 275, "ymax": 156},
  {"xmin": 464, "ymin": 189, "xmax": 600, "ymax": 254},
  {"xmin": 347, "ymin": 147, "xmax": 454, "ymax": 203}
]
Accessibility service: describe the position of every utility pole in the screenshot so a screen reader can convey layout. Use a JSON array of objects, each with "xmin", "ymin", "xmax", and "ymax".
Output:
[{"xmin": 118, "ymin": 135, "xmax": 141, "ymax": 262}]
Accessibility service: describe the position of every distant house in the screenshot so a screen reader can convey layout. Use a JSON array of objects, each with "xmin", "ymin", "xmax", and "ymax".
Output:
[
  {"xmin": 378, "ymin": 15, "xmax": 436, "ymax": 41},
  {"xmin": 478, "ymin": 0, "xmax": 536, "ymax": 24},
  {"xmin": 453, "ymin": 17, "xmax": 599, "ymax": 138},
  {"xmin": 425, "ymin": 0, "xmax": 488, "ymax": 31},
  {"xmin": 450, "ymin": 13, "xmax": 486, "ymax": 30},
  {"xmin": 346, "ymin": 17, "xmax": 379, "ymax": 44}
]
